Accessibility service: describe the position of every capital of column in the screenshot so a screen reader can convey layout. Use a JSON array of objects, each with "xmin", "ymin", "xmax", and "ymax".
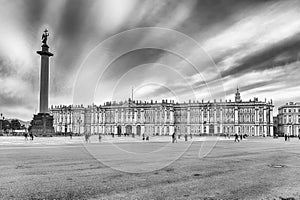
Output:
[{"xmin": 37, "ymin": 44, "xmax": 53, "ymax": 57}]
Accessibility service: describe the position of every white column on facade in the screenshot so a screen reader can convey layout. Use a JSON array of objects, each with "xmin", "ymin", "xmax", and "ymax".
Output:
[
  {"xmin": 101, "ymin": 125, "xmax": 105, "ymax": 134},
  {"xmin": 270, "ymin": 108, "xmax": 274, "ymax": 136},
  {"xmin": 201, "ymin": 108, "xmax": 204, "ymax": 133},
  {"xmin": 234, "ymin": 106, "xmax": 239, "ymax": 134},
  {"xmin": 98, "ymin": 110, "xmax": 102, "ymax": 124},
  {"xmin": 187, "ymin": 108, "xmax": 190, "ymax": 124},
  {"xmin": 220, "ymin": 109, "xmax": 223, "ymax": 134},
  {"xmin": 254, "ymin": 107, "xmax": 259, "ymax": 136},
  {"xmin": 92, "ymin": 110, "xmax": 95, "ymax": 134},
  {"xmin": 255, "ymin": 107, "xmax": 259, "ymax": 124},
  {"xmin": 103, "ymin": 110, "xmax": 106, "ymax": 124},
  {"xmin": 263, "ymin": 107, "xmax": 267, "ymax": 136},
  {"xmin": 124, "ymin": 110, "xmax": 126, "ymax": 124},
  {"xmin": 120, "ymin": 125, "xmax": 124, "ymax": 134},
  {"xmin": 159, "ymin": 109, "xmax": 163, "ymax": 125},
  {"xmin": 114, "ymin": 126, "xmax": 117, "ymax": 135},
  {"xmin": 121, "ymin": 109, "xmax": 124, "ymax": 124},
  {"xmin": 115, "ymin": 109, "xmax": 118, "ymax": 124},
  {"xmin": 96, "ymin": 111, "xmax": 99, "ymax": 134},
  {"xmin": 141, "ymin": 125, "xmax": 145, "ymax": 135},
  {"xmin": 133, "ymin": 125, "xmax": 136, "ymax": 135},
  {"xmin": 134, "ymin": 109, "xmax": 137, "ymax": 124},
  {"xmin": 263, "ymin": 107, "xmax": 267, "ymax": 124},
  {"xmin": 170, "ymin": 109, "xmax": 174, "ymax": 124},
  {"xmin": 170, "ymin": 125, "xmax": 174, "ymax": 135},
  {"xmin": 187, "ymin": 107, "xmax": 191, "ymax": 135},
  {"xmin": 207, "ymin": 108, "xmax": 210, "ymax": 134},
  {"xmin": 214, "ymin": 108, "xmax": 217, "ymax": 134},
  {"xmin": 164, "ymin": 109, "xmax": 167, "ymax": 124},
  {"xmin": 187, "ymin": 125, "xmax": 191, "ymax": 135},
  {"xmin": 80, "ymin": 111, "xmax": 83, "ymax": 134},
  {"xmin": 91, "ymin": 109, "xmax": 94, "ymax": 124},
  {"xmin": 154, "ymin": 109, "xmax": 157, "ymax": 124}
]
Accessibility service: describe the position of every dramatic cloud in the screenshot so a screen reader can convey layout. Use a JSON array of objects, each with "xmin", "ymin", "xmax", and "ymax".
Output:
[{"xmin": 0, "ymin": 0, "xmax": 299, "ymax": 120}]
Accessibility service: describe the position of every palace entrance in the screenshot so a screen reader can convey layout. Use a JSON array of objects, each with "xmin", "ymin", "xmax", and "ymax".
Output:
[
  {"xmin": 125, "ymin": 125, "xmax": 132, "ymax": 136},
  {"xmin": 136, "ymin": 125, "xmax": 141, "ymax": 136},
  {"xmin": 117, "ymin": 125, "xmax": 122, "ymax": 136}
]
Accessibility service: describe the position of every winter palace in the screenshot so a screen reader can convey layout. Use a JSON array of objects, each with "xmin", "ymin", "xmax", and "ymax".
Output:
[{"xmin": 50, "ymin": 89, "xmax": 274, "ymax": 136}]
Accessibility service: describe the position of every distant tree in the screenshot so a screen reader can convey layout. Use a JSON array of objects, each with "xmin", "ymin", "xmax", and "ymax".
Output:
[
  {"xmin": 10, "ymin": 119, "xmax": 21, "ymax": 130},
  {"xmin": 1, "ymin": 120, "xmax": 10, "ymax": 130}
]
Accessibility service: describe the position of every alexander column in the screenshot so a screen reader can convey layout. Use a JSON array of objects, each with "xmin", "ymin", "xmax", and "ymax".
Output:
[
  {"xmin": 37, "ymin": 29, "xmax": 53, "ymax": 113},
  {"xmin": 29, "ymin": 29, "xmax": 55, "ymax": 136}
]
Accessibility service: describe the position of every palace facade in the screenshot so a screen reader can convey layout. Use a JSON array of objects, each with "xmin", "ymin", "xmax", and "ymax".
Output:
[
  {"xmin": 50, "ymin": 89, "xmax": 274, "ymax": 136},
  {"xmin": 277, "ymin": 102, "xmax": 300, "ymax": 136}
]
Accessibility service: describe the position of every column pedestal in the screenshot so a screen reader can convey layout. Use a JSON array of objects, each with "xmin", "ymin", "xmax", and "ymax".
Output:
[{"xmin": 29, "ymin": 113, "xmax": 55, "ymax": 136}]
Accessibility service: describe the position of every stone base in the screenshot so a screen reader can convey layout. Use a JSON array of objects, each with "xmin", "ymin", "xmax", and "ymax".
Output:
[{"xmin": 29, "ymin": 113, "xmax": 55, "ymax": 137}]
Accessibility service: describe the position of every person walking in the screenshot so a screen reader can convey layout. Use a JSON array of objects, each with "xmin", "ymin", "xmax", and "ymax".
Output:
[
  {"xmin": 29, "ymin": 132, "xmax": 34, "ymax": 140},
  {"xmin": 172, "ymin": 132, "xmax": 177, "ymax": 143},
  {"xmin": 85, "ymin": 134, "xmax": 90, "ymax": 143},
  {"xmin": 184, "ymin": 134, "xmax": 188, "ymax": 142},
  {"xmin": 24, "ymin": 132, "xmax": 28, "ymax": 141},
  {"xmin": 234, "ymin": 133, "xmax": 239, "ymax": 142},
  {"xmin": 171, "ymin": 132, "xmax": 175, "ymax": 143},
  {"xmin": 98, "ymin": 134, "xmax": 102, "ymax": 142}
]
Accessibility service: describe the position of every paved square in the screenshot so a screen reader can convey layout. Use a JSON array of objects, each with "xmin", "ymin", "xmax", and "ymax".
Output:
[{"xmin": 0, "ymin": 137, "xmax": 299, "ymax": 200}]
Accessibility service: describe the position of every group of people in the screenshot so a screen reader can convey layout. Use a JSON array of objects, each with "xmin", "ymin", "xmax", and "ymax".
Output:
[
  {"xmin": 234, "ymin": 133, "xmax": 248, "ymax": 142},
  {"xmin": 283, "ymin": 134, "xmax": 300, "ymax": 141},
  {"xmin": 24, "ymin": 132, "xmax": 34, "ymax": 141},
  {"xmin": 24, "ymin": 131, "xmax": 300, "ymax": 144},
  {"xmin": 142, "ymin": 133, "xmax": 149, "ymax": 141},
  {"xmin": 171, "ymin": 133, "xmax": 192, "ymax": 143}
]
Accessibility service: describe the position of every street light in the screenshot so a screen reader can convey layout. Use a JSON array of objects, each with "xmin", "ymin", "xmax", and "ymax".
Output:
[{"xmin": 0, "ymin": 113, "xmax": 3, "ymax": 134}]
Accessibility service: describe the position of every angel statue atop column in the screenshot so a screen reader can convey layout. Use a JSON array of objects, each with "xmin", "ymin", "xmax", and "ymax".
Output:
[{"xmin": 42, "ymin": 29, "xmax": 49, "ymax": 44}]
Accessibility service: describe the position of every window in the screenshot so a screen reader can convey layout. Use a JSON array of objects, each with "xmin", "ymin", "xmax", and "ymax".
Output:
[{"xmin": 204, "ymin": 110, "xmax": 207, "ymax": 118}]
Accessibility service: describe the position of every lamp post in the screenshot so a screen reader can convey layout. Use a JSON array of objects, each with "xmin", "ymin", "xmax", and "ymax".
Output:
[{"xmin": 0, "ymin": 113, "xmax": 3, "ymax": 134}]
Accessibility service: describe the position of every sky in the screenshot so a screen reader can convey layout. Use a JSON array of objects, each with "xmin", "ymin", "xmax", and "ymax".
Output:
[{"xmin": 0, "ymin": 0, "xmax": 300, "ymax": 120}]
